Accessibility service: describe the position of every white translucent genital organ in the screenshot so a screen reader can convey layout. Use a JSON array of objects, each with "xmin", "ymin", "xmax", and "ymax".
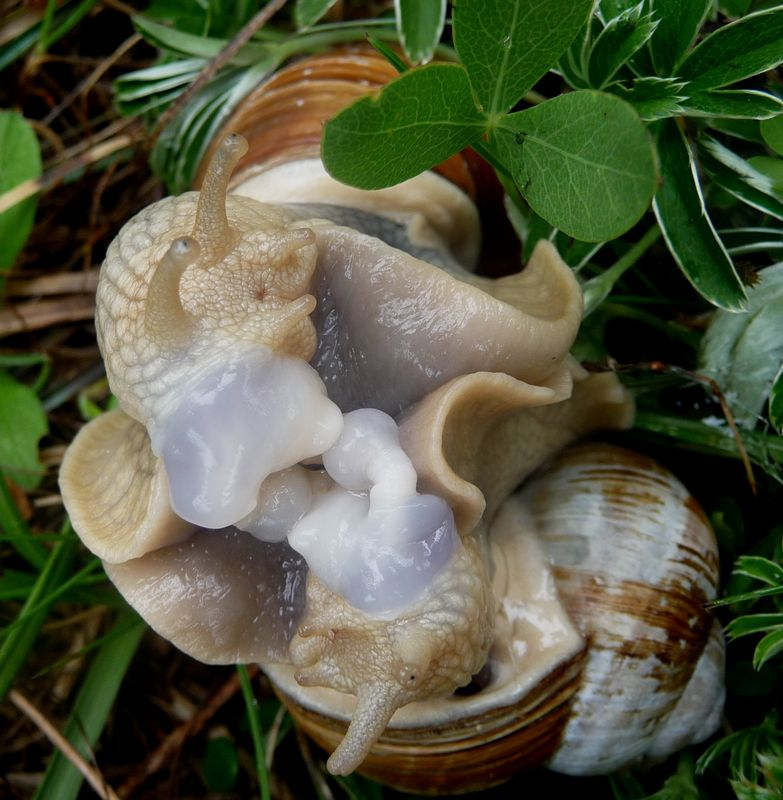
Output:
[
  {"xmin": 288, "ymin": 409, "xmax": 457, "ymax": 616},
  {"xmin": 154, "ymin": 350, "xmax": 342, "ymax": 530},
  {"xmin": 155, "ymin": 345, "xmax": 458, "ymax": 617}
]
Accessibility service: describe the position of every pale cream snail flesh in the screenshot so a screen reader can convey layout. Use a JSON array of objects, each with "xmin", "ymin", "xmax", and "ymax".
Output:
[{"xmin": 59, "ymin": 50, "xmax": 724, "ymax": 789}]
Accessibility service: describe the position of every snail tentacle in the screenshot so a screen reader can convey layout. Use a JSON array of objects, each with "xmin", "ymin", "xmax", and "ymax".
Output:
[
  {"xmin": 326, "ymin": 682, "xmax": 402, "ymax": 776},
  {"xmin": 144, "ymin": 236, "xmax": 201, "ymax": 347},
  {"xmin": 193, "ymin": 132, "xmax": 248, "ymax": 252}
]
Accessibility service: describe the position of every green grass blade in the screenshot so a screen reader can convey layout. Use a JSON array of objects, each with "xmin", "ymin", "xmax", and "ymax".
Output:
[
  {"xmin": 0, "ymin": 466, "xmax": 49, "ymax": 569},
  {"xmin": 32, "ymin": 605, "xmax": 146, "ymax": 800},
  {"xmin": 238, "ymin": 665, "xmax": 271, "ymax": 800},
  {"xmin": 0, "ymin": 557, "xmax": 103, "ymax": 639},
  {"xmin": 0, "ymin": 528, "xmax": 77, "ymax": 701}
]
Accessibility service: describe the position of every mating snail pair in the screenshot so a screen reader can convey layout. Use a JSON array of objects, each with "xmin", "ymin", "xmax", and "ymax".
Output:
[{"xmin": 60, "ymin": 50, "xmax": 724, "ymax": 793}]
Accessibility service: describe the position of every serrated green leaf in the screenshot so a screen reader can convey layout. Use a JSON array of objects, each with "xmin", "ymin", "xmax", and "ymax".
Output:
[
  {"xmin": 132, "ymin": 15, "xmax": 268, "ymax": 65},
  {"xmin": 726, "ymin": 613, "xmax": 783, "ymax": 639},
  {"xmin": 700, "ymin": 263, "xmax": 783, "ymax": 427},
  {"xmin": 761, "ymin": 115, "xmax": 783, "ymax": 155},
  {"xmin": 600, "ymin": 0, "xmax": 641, "ymax": 17},
  {"xmin": 678, "ymin": 6, "xmax": 783, "ymax": 92},
  {"xmin": 700, "ymin": 137, "xmax": 783, "ymax": 221},
  {"xmin": 494, "ymin": 90, "xmax": 656, "ymax": 241},
  {"xmin": 322, "ymin": 64, "xmax": 486, "ymax": 190},
  {"xmin": 649, "ymin": 0, "xmax": 711, "ymax": 75},
  {"xmin": 770, "ymin": 363, "xmax": 783, "ymax": 433},
  {"xmin": 652, "ymin": 118, "xmax": 746, "ymax": 310},
  {"xmin": 395, "ymin": 0, "xmax": 446, "ymax": 65},
  {"xmin": 609, "ymin": 76, "xmax": 687, "ymax": 120},
  {"xmin": 682, "ymin": 90, "xmax": 783, "ymax": 120},
  {"xmin": 294, "ymin": 0, "xmax": 339, "ymax": 29},
  {"xmin": 587, "ymin": 3, "xmax": 659, "ymax": 89},
  {"xmin": 0, "ymin": 111, "xmax": 42, "ymax": 272},
  {"xmin": 453, "ymin": 0, "xmax": 594, "ymax": 116},
  {"xmin": 748, "ymin": 156, "xmax": 783, "ymax": 192},
  {"xmin": 733, "ymin": 555, "xmax": 783, "ymax": 586},
  {"xmin": 0, "ymin": 371, "xmax": 47, "ymax": 490}
]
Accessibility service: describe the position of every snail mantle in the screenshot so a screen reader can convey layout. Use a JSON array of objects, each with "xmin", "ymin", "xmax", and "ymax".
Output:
[{"xmin": 60, "ymin": 50, "xmax": 724, "ymax": 795}]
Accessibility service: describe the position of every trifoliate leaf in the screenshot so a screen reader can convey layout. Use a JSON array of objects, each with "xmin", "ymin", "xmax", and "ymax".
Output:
[
  {"xmin": 494, "ymin": 90, "xmax": 657, "ymax": 241},
  {"xmin": 453, "ymin": 0, "xmax": 594, "ymax": 116},
  {"xmin": 322, "ymin": 63, "xmax": 487, "ymax": 189}
]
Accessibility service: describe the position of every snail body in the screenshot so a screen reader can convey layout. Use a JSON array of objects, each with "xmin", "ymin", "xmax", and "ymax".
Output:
[
  {"xmin": 60, "ymin": 49, "xmax": 724, "ymax": 788},
  {"xmin": 266, "ymin": 443, "xmax": 724, "ymax": 793}
]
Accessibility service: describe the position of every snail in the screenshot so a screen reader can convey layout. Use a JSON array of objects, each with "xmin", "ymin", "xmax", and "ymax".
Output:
[{"xmin": 59, "ymin": 49, "xmax": 724, "ymax": 790}]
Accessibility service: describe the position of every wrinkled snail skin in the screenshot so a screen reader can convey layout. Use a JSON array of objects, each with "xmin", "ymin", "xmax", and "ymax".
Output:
[{"xmin": 58, "ymin": 48, "xmax": 725, "ymax": 790}]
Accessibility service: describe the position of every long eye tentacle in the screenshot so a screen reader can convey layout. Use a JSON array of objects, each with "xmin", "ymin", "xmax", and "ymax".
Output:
[
  {"xmin": 144, "ymin": 236, "xmax": 201, "ymax": 347},
  {"xmin": 193, "ymin": 132, "xmax": 248, "ymax": 251}
]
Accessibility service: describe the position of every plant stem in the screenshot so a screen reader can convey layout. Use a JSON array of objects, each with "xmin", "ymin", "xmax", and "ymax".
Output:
[
  {"xmin": 582, "ymin": 224, "xmax": 662, "ymax": 315},
  {"xmin": 238, "ymin": 664, "xmax": 271, "ymax": 800},
  {"xmin": 0, "ymin": 468, "xmax": 49, "ymax": 570},
  {"xmin": 0, "ymin": 528, "xmax": 77, "ymax": 701}
]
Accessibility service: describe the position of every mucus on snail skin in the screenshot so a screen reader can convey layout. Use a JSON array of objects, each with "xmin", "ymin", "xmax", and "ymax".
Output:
[{"xmin": 159, "ymin": 353, "xmax": 458, "ymax": 618}]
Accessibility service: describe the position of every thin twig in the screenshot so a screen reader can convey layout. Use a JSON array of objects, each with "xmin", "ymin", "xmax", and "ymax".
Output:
[
  {"xmin": 43, "ymin": 33, "xmax": 143, "ymax": 126},
  {"xmin": 633, "ymin": 361, "xmax": 759, "ymax": 496},
  {"xmin": 296, "ymin": 728, "xmax": 335, "ymax": 800},
  {"xmin": 150, "ymin": 0, "xmax": 288, "ymax": 144},
  {"xmin": 9, "ymin": 689, "xmax": 121, "ymax": 800},
  {"xmin": 0, "ymin": 135, "xmax": 137, "ymax": 216},
  {"xmin": 0, "ymin": 296, "xmax": 95, "ymax": 338},
  {"xmin": 6, "ymin": 270, "xmax": 99, "ymax": 297},
  {"xmin": 265, "ymin": 701, "xmax": 287, "ymax": 771}
]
